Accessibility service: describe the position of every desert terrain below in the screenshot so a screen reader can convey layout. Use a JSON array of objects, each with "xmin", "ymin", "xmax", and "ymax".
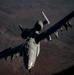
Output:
[{"xmin": 0, "ymin": 0, "xmax": 74, "ymax": 75}]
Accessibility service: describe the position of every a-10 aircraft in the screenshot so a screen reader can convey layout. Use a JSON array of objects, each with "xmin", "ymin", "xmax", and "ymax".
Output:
[{"xmin": 0, "ymin": 11, "xmax": 74, "ymax": 72}]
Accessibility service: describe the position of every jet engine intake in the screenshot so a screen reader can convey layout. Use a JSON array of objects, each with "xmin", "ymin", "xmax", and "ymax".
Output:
[
  {"xmin": 21, "ymin": 28, "xmax": 30, "ymax": 39},
  {"xmin": 34, "ymin": 21, "xmax": 43, "ymax": 31}
]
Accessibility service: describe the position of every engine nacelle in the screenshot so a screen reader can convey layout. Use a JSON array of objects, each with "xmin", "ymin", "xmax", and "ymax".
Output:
[
  {"xmin": 34, "ymin": 21, "xmax": 43, "ymax": 31},
  {"xmin": 21, "ymin": 21, "xmax": 43, "ymax": 39},
  {"xmin": 21, "ymin": 28, "xmax": 30, "ymax": 39}
]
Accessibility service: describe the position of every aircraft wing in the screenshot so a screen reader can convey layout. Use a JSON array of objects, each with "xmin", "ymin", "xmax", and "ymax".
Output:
[
  {"xmin": 0, "ymin": 44, "xmax": 23, "ymax": 60},
  {"xmin": 36, "ymin": 11, "xmax": 74, "ymax": 42}
]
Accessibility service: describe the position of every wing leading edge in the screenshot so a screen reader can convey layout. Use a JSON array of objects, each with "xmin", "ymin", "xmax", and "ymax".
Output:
[
  {"xmin": 36, "ymin": 11, "xmax": 74, "ymax": 42},
  {"xmin": 0, "ymin": 44, "xmax": 23, "ymax": 60}
]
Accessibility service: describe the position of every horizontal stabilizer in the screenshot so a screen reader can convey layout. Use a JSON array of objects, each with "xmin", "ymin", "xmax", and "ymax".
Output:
[
  {"xmin": 19, "ymin": 25, "xmax": 24, "ymax": 31},
  {"xmin": 42, "ymin": 11, "xmax": 50, "ymax": 25}
]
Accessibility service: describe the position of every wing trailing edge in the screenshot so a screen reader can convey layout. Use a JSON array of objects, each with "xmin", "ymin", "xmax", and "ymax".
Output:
[
  {"xmin": 0, "ymin": 44, "xmax": 23, "ymax": 60},
  {"xmin": 36, "ymin": 11, "xmax": 74, "ymax": 42}
]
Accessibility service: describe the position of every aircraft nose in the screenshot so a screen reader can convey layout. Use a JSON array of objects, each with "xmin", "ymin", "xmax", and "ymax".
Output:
[{"xmin": 28, "ymin": 62, "xmax": 34, "ymax": 70}]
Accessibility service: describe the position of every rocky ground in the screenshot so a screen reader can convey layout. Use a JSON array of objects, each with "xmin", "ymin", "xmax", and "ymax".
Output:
[{"xmin": 0, "ymin": 0, "xmax": 74, "ymax": 75}]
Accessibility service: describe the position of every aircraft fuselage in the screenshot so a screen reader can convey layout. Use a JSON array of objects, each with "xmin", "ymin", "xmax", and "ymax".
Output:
[{"xmin": 22, "ymin": 31, "xmax": 40, "ymax": 70}]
